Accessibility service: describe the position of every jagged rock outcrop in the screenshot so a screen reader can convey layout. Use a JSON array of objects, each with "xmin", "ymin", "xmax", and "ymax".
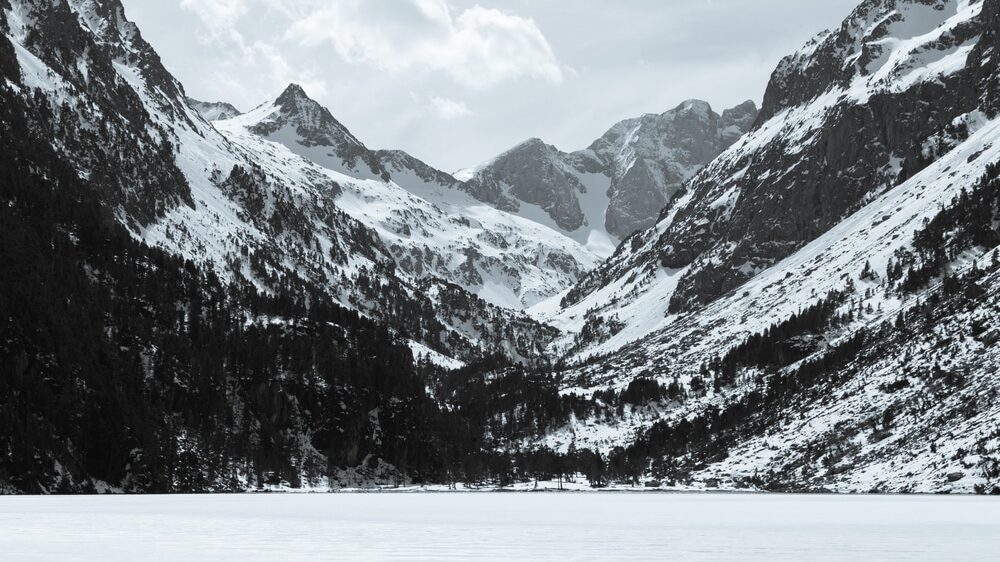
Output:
[
  {"xmin": 591, "ymin": 99, "xmax": 759, "ymax": 238},
  {"xmin": 463, "ymin": 138, "xmax": 595, "ymax": 232},
  {"xmin": 241, "ymin": 83, "xmax": 389, "ymax": 181},
  {"xmin": 462, "ymin": 100, "xmax": 758, "ymax": 243}
]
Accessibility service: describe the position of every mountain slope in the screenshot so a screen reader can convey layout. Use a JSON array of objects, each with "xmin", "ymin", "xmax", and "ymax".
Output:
[
  {"xmin": 556, "ymin": 0, "xmax": 993, "ymax": 355},
  {"xmin": 521, "ymin": 0, "xmax": 1000, "ymax": 492},
  {"xmin": 0, "ymin": 15, "xmax": 458, "ymax": 493}
]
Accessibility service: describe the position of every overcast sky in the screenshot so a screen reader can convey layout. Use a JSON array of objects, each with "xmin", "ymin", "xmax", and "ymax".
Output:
[{"xmin": 122, "ymin": 0, "xmax": 859, "ymax": 172}]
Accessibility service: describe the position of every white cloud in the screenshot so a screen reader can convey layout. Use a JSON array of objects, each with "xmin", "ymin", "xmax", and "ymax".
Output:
[
  {"xmin": 250, "ymin": 40, "xmax": 328, "ymax": 97},
  {"xmin": 180, "ymin": 0, "xmax": 248, "ymax": 42},
  {"xmin": 284, "ymin": 0, "xmax": 564, "ymax": 89},
  {"xmin": 179, "ymin": 0, "xmax": 327, "ymax": 102},
  {"xmin": 429, "ymin": 96, "xmax": 473, "ymax": 119}
]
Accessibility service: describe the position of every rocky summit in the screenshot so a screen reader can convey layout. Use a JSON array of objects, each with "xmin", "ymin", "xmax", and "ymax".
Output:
[{"xmin": 462, "ymin": 99, "xmax": 759, "ymax": 246}]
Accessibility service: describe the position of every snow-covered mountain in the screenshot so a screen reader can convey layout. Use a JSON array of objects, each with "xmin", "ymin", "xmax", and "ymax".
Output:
[
  {"xmin": 217, "ymin": 85, "xmax": 604, "ymax": 310},
  {"xmin": 237, "ymin": 83, "xmax": 390, "ymax": 182},
  {"xmin": 460, "ymin": 99, "xmax": 759, "ymax": 253},
  {"xmin": 556, "ymin": 0, "xmax": 994, "ymax": 355},
  {"xmin": 529, "ymin": 0, "xmax": 1000, "ymax": 492},
  {"xmin": 1, "ymin": 0, "xmax": 566, "ymax": 366}
]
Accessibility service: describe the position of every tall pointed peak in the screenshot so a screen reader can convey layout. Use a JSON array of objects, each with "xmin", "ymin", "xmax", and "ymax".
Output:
[
  {"xmin": 282, "ymin": 83, "xmax": 306, "ymax": 96},
  {"xmin": 245, "ymin": 84, "xmax": 388, "ymax": 181},
  {"xmin": 276, "ymin": 83, "xmax": 312, "ymax": 106}
]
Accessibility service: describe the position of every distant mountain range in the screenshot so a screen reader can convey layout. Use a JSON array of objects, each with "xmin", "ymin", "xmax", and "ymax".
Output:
[
  {"xmin": 457, "ymin": 99, "xmax": 758, "ymax": 246},
  {"xmin": 190, "ymin": 86, "xmax": 757, "ymax": 260}
]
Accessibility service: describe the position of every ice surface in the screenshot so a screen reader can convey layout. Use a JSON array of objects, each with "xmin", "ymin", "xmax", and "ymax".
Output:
[{"xmin": 0, "ymin": 494, "xmax": 997, "ymax": 561}]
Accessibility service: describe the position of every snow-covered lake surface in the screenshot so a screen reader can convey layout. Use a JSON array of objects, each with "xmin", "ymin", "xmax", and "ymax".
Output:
[{"xmin": 2, "ymin": 493, "xmax": 998, "ymax": 560}]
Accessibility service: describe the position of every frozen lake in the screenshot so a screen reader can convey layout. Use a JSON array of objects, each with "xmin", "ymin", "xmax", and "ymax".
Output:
[{"xmin": 1, "ymin": 493, "xmax": 998, "ymax": 560}]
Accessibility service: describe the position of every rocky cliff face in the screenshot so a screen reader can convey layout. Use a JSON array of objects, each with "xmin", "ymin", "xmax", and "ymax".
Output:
[
  {"xmin": 376, "ymin": 149, "xmax": 463, "ymax": 190},
  {"xmin": 462, "ymin": 138, "xmax": 598, "ymax": 232},
  {"xmin": 590, "ymin": 99, "xmax": 759, "ymax": 238},
  {"xmin": 460, "ymin": 100, "xmax": 758, "ymax": 251}
]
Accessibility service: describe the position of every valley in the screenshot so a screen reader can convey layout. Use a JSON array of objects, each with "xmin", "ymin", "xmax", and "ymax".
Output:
[{"xmin": 1, "ymin": 0, "xmax": 999, "ymax": 494}]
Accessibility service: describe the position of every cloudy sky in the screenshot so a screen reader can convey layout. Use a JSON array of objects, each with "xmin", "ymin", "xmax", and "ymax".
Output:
[{"xmin": 122, "ymin": 0, "xmax": 858, "ymax": 172}]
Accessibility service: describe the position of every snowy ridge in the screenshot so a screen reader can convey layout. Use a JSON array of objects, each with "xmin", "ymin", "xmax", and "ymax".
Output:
[
  {"xmin": 762, "ymin": 0, "xmax": 984, "ymax": 119},
  {"xmin": 578, "ymin": 110, "xmax": 999, "ymax": 376},
  {"xmin": 229, "ymin": 83, "xmax": 387, "ymax": 181},
  {"xmin": 217, "ymin": 89, "xmax": 606, "ymax": 310}
]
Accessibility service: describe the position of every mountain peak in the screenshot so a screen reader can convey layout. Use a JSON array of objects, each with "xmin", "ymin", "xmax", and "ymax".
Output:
[
  {"xmin": 519, "ymin": 137, "xmax": 549, "ymax": 149},
  {"xmin": 672, "ymin": 99, "xmax": 713, "ymax": 116},
  {"xmin": 234, "ymin": 85, "xmax": 389, "ymax": 181},
  {"xmin": 726, "ymin": 100, "xmax": 758, "ymax": 113},
  {"xmin": 721, "ymin": 100, "xmax": 760, "ymax": 133},
  {"xmin": 276, "ymin": 83, "xmax": 313, "ymax": 106},
  {"xmin": 481, "ymin": 138, "xmax": 556, "ymax": 163}
]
